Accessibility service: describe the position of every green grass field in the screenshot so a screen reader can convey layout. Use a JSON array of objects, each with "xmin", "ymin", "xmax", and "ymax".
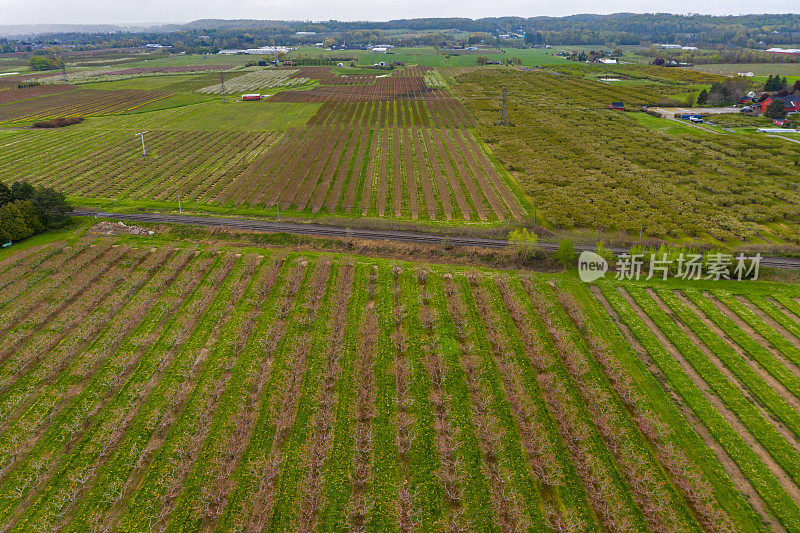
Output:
[{"xmin": 73, "ymin": 100, "xmax": 321, "ymax": 130}]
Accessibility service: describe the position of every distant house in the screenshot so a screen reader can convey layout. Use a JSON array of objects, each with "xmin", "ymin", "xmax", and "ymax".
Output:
[
  {"xmin": 282, "ymin": 60, "xmax": 295, "ymax": 67},
  {"xmin": 609, "ymin": 102, "xmax": 624, "ymax": 110},
  {"xmin": 598, "ymin": 58, "xmax": 617, "ymax": 64},
  {"xmin": 759, "ymin": 95, "xmax": 800, "ymax": 114},
  {"xmin": 774, "ymin": 118, "xmax": 790, "ymax": 126},
  {"xmin": 242, "ymin": 94, "xmax": 262, "ymax": 101}
]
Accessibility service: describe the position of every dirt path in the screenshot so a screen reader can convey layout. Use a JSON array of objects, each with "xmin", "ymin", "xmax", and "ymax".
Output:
[
  {"xmin": 663, "ymin": 115, "xmax": 725, "ymax": 134},
  {"xmin": 737, "ymin": 296, "xmax": 800, "ymax": 352},
  {"xmin": 620, "ymin": 287, "xmax": 800, "ymax": 511},
  {"xmin": 767, "ymin": 134, "xmax": 800, "ymax": 146},
  {"xmin": 589, "ymin": 287, "xmax": 783, "ymax": 533},
  {"xmin": 769, "ymin": 298, "xmax": 800, "ymax": 327},
  {"xmin": 705, "ymin": 293, "xmax": 800, "ymax": 382}
]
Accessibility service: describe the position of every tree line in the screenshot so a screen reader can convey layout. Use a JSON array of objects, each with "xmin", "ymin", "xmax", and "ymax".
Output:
[
  {"xmin": 0, "ymin": 181, "xmax": 71, "ymax": 245},
  {"xmin": 11, "ymin": 13, "xmax": 800, "ymax": 53}
]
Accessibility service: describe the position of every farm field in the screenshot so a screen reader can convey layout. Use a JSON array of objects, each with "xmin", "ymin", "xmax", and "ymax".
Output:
[
  {"xmin": 2, "ymin": 54, "xmax": 799, "ymax": 238},
  {"xmin": 0, "ymin": 234, "xmax": 798, "ymax": 530},
  {"xmin": 690, "ymin": 63, "xmax": 800, "ymax": 77},
  {"xmin": 0, "ymin": 121, "xmax": 523, "ymax": 221},
  {"xmin": 0, "ymin": 65, "xmax": 529, "ymax": 223},
  {"xmin": 0, "ymin": 88, "xmax": 172, "ymax": 123},
  {"xmin": 453, "ymin": 68, "xmax": 800, "ymax": 243}
]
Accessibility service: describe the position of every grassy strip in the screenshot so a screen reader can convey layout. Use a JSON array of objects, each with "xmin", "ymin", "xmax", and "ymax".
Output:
[
  {"xmin": 742, "ymin": 295, "xmax": 800, "ymax": 368},
  {"xmin": 310, "ymin": 263, "xmax": 369, "ymax": 530},
  {"xmin": 425, "ymin": 272, "xmax": 495, "ymax": 528},
  {"xmin": 364, "ymin": 265, "xmax": 400, "ymax": 529},
  {"xmin": 212, "ymin": 258, "xmax": 314, "ymax": 529},
  {"xmin": 401, "ymin": 267, "xmax": 446, "ymax": 528}
]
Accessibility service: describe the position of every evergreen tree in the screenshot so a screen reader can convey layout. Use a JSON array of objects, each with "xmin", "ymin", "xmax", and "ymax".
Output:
[
  {"xmin": 697, "ymin": 89, "xmax": 709, "ymax": 105},
  {"xmin": 33, "ymin": 186, "xmax": 71, "ymax": 227},
  {"xmin": 765, "ymin": 98, "xmax": 787, "ymax": 119},
  {"xmin": 11, "ymin": 181, "xmax": 35, "ymax": 201},
  {"xmin": 0, "ymin": 182, "xmax": 12, "ymax": 207},
  {"xmin": 0, "ymin": 201, "xmax": 36, "ymax": 243}
]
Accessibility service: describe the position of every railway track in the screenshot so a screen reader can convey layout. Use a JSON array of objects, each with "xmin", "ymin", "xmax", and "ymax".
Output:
[{"xmin": 73, "ymin": 209, "xmax": 800, "ymax": 271}]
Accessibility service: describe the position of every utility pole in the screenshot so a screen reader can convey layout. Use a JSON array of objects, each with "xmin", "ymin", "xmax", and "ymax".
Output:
[
  {"xmin": 495, "ymin": 86, "xmax": 512, "ymax": 126},
  {"xmin": 219, "ymin": 72, "xmax": 227, "ymax": 103},
  {"xmin": 275, "ymin": 202, "xmax": 280, "ymax": 220},
  {"xmin": 134, "ymin": 131, "xmax": 148, "ymax": 156},
  {"xmin": 178, "ymin": 195, "xmax": 182, "ymax": 214}
]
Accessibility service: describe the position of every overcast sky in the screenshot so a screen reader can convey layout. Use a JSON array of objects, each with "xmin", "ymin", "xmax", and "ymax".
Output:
[{"xmin": 0, "ymin": 0, "xmax": 795, "ymax": 25}]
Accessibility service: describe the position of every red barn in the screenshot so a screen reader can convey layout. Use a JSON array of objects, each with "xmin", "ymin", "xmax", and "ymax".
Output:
[
  {"xmin": 759, "ymin": 95, "xmax": 800, "ymax": 114},
  {"xmin": 242, "ymin": 94, "xmax": 262, "ymax": 101}
]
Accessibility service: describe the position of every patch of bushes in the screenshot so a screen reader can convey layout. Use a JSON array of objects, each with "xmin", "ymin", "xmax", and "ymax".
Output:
[
  {"xmin": 0, "ymin": 180, "xmax": 71, "ymax": 244},
  {"xmin": 32, "ymin": 117, "xmax": 84, "ymax": 128}
]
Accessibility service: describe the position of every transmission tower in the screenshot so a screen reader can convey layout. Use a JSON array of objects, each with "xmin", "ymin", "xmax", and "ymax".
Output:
[
  {"xmin": 219, "ymin": 72, "xmax": 227, "ymax": 103},
  {"xmin": 495, "ymin": 86, "xmax": 511, "ymax": 126}
]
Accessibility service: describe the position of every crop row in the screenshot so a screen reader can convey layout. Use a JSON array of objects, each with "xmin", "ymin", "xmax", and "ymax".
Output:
[
  {"xmin": 0, "ymin": 88, "xmax": 171, "ymax": 123},
  {"xmin": 269, "ymin": 77, "xmax": 448, "ymax": 102},
  {"xmin": 1, "ymin": 125, "xmax": 524, "ymax": 221},
  {"xmin": 594, "ymin": 283, "xmax": 800, "ymax": 530},
  {"xmin": 212, "ymin": 125, "xmax": 526, "ymax": 221},
  {"xmin": 0, "ymin": 83, "xmax": 74, "ymax": 105},
  {"xmin": 0, "ymin": 241, "xmax": 776, "ymax": 530},
  {"xmin": 307, "ymin": 99, "xmax": 474, "ymax": 128},
  {"xmin": 455, "ymin": 69, "xmax": 800, "ymax": 241},
  {"xmin": 198, "ymin": 69, "xmax": 311, "ymax": 94}
]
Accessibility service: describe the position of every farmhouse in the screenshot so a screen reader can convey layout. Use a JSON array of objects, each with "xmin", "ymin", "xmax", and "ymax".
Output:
[
  {"xmin": 609, "ymin": 102, "xmax": 624, "ymax": 110},
  {"xmin": 758, "ymin": 95, "xmax": 800, "ymax": 114}
]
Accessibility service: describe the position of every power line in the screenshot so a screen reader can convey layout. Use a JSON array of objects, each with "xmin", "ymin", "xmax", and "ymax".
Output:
[{"xmin": 495, "ymin": 86, "xmax": 512, "ymax": 126}]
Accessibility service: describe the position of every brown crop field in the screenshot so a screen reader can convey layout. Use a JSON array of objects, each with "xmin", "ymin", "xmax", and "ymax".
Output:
[
  {"xmin": 0, "ymin": 124, "xmax": 523, "ymax": 220},
  {"xmin": 0, "ymin": 89, "xmax": 172, "ymax": 123}
]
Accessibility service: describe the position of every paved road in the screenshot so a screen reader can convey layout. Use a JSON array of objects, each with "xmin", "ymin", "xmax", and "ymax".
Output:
[{"xmin": 74, "ymin": 209, "xmax": 800, "ymax": 271}]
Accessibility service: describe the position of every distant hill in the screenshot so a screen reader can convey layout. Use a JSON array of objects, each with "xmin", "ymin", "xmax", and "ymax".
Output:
[{"xmin": 0, "ymin": 23, "xmax": 181, "ymax": 37}]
